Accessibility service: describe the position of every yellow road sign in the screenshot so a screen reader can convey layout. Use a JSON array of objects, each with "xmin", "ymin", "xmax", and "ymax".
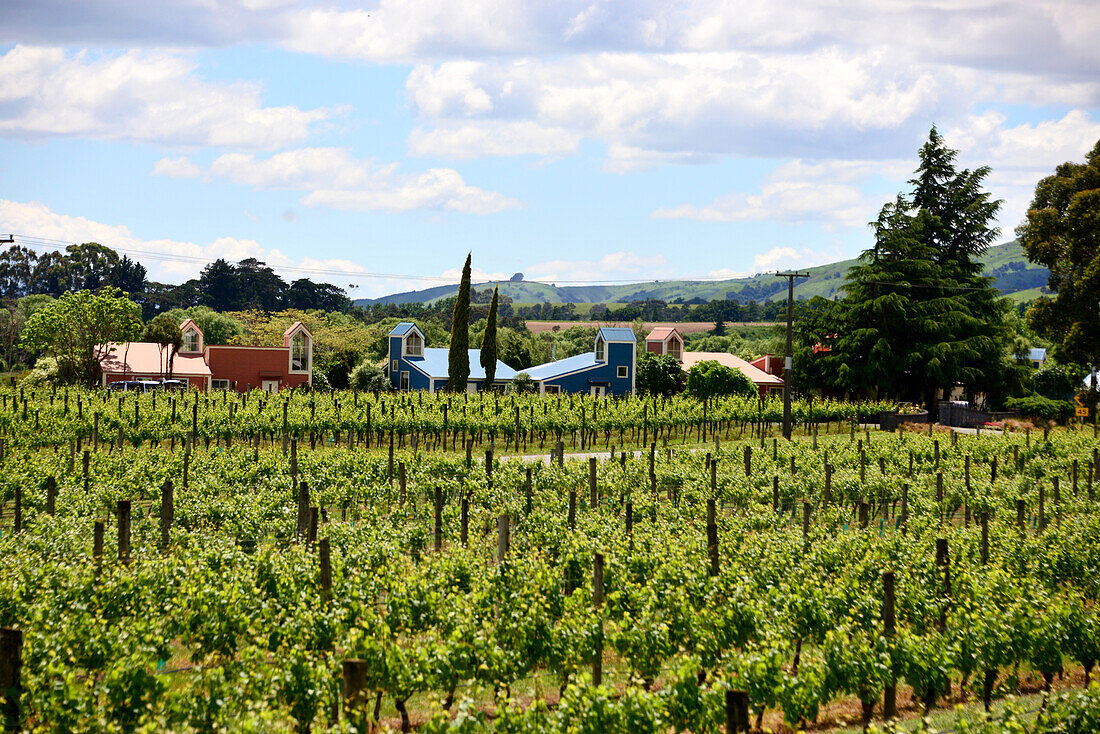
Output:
[
  {"xmin": 1077, "ymin": 407, "xmax": 1090, "ymax": 417},
  {"xmin": 1076, "ymin": 393, "xmax": 1088, "ymax": 407}
]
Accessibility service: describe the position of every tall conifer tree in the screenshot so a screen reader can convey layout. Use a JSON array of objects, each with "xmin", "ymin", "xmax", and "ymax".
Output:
[
  {"xmin": 480, "ymin": 286, "xmax": 499, "ymax": 389},
  {"xmin": 826, "ymin": 128, "xmax": 1008, "ymax": 408},
  {"xmin": 448, "ymin": 254, "xmax": 472, "ymax": 391}
]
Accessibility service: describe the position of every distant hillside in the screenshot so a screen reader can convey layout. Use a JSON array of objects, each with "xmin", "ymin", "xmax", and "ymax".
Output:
[{"xmin": 356, "ymin": 241, "xmax": 1049, "ymax": 307}]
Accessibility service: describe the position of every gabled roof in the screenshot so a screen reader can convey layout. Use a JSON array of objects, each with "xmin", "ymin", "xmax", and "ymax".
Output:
[
  {"xmin": 1029, "ymin": 347, "xmax": 1047, "ymax": 361},
  {"xmin": 283, "ymin": 320, "xmax": 313, "ymax": 337},
  {"xmin": 645, "ymin": 327, "xmax": 681, "ymax": 342},
  {"xmin": 179, "ymin": 318, "xmax": 202, "ymax": 335},
  {"xmin": 99, "ymin": 342, "xmax": 212, "ymax": 377},
  {"xmin": 597, "ymin": 327, "xmax": 636, "ymax": 342},
  {"xmin": 681, "ymin": 351, "xmax": 783, "ymax": 387},
  {"xmin": 523, "ymin": 352, "xmax": 600, "ymax": 380},
  {"xmin": 389, "ymin": 322, "xmax": 419, "ymax": 337},
  {"xmin": 404, "ymin": 348, "xmax": 517, "ymax": 381}
]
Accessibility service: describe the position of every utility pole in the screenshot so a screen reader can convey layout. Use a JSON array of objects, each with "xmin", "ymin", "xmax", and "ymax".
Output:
[{"xmin": 777, "ymin": 271, "xmax": 810, "ymax": 440}]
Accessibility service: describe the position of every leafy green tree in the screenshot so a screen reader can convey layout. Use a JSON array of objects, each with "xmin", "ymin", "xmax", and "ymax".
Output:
[
  {"xmin": 1018, "ymin": 139, "xmax": 1100, "ymax": 374},
  {"xmin": 0, "ymin": 245, "xmax": 38, "ymax": 298},
  {"xmin": 65, "ymin": 242, "xmax": 119, "ymax": 291},
  {"xmin": 21, "ymin": 287, "xmax": 143, "ymax": 384},
  {"xmin": 480, "ymin": 286, "xmax": 499, "ymax": 389},
  {"xmin": 823, "ymin": 128, "xmax": 1008, "ymax": 408},
  {"xmin": 1033, "ymin": 363, "xmax": 1085, "ymax": 401},
  {"xmin": 108, "ymin": 255, "xmax": 147, "ymax": 295},
  {"xmin": 350, "ymin": 360, "xmax": 393, "ymax": 392},
  {"xmin": 447, "ymin": 254, "xmax": 472, "ymax": 391},
  {"xmin": 143, "ymin": 314, "xmax": 183, "ymax": 377},
  {"xmin": 160, "ymin": 306, "xmax": 245, "ymax": 345},
  {"xmin": 30, "ymin": 251, "xmax": 70, "ymax": 295},
  {"xmin": 505, "ymin": 372, "xmax": 537, "ymax": 394},
  {"xmin": 685, "ymin": 360, "xmax": 754, "ymax": 399},
  {"xmin": 635, "ymin": 352, "xmax": 686, "ymax": 396}
]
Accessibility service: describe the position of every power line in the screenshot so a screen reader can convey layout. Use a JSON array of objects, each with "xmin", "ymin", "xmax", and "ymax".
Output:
[{"xmin": 3, "ymin": 232, "xmax": 765, "ymax": 287}]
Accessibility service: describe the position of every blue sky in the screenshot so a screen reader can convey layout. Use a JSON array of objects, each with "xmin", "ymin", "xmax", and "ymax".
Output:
[{"xmin": 1, "ymin": 1, "xmax": 1098, "ymax": 299}]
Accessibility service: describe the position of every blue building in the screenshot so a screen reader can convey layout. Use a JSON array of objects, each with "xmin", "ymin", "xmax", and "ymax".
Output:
[
  {"xmin": 387, "ymin": 322, "xmax": 517, "ymax": 393},
  {"xmin": 523, "ymin": 327, "xmax": 636, "ymax": 397}
]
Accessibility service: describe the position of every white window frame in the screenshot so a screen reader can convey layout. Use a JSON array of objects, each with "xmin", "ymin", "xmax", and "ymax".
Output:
[
  {"xmin": 400, "ymin": 371, "xmax": 410, "ymax": 391},
  {"xmin": 391, "ymin": 359, "xmax": 399, "ymax": 372},
  {"xmin": 668, "ymin": 338, "xmax": 682, "ymax": 361},
  {"xmin": 290, "ymin": 332, "xmax": 310, "ymax": 373},
  {"xmin": 595, "ymin": 337, "xmax": 605, "ymax": 362},
  {"xmin": 211, "ymin": 379, "xmax": 230, "ymax": 390},
  {"xmin": 182, "ymin": 329, "xmax": 199, "ymax": 353},
  {"xmin": 405, "ymin": 331, "xmax": 423, "ymax": 357},
  {"xmin": 544, "ymin": 384, "xmax": 560, "ymax": 394},
  {"xmin": 617, "ymin": 365, "xmax": 628, "ymax": 378}
]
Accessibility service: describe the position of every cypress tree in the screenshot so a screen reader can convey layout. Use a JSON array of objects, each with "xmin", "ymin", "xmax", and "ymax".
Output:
[
  {"xmin": 480, "ymin": 286, "xmax": 499, "ymax": 390},
  {"xmin": 448, "ymin": 254, "xmax": 472, "ymax": 392}
]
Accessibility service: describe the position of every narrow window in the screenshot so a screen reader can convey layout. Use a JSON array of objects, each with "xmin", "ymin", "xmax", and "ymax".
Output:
[
  {"xmin": 406, "ymin": 332, "xmax": 423, "ymax": 357},
  {"xmin": 292, "ymin": 333, "xmax": 309, "ymax": 371},
  {"xmin": 595, "ymin": 337, "xmax": 605, "ymax": 362}
]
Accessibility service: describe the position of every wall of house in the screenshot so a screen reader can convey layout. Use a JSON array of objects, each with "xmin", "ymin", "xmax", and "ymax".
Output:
[
  {"xmin": 388, "ymin": 334, "xmax": 435, "ymax": 392},
  {"xmin": 205, "ymin": 346, "xmax": 309, "ymax": 391},
  {"xmin": 542, "ymin": 341, "xmax": 634, "ymax": 396}
]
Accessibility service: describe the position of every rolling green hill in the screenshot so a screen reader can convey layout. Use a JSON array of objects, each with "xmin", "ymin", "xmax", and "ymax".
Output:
[{"xmin": 357, "ymin": 241, "xmax": 1050, "ymax": 307}]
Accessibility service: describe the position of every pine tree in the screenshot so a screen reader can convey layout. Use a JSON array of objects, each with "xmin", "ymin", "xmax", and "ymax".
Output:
[
  {"xmin": 828, "ymin": 128, "xmax": 1008, "ymax": 408},
  {"xmin": 448, "ymin": 254, "xmax": 472, "ymax": 392},
  {"xmin": 480, "ymin": 286, "xmax": 499, "ymax": 390}
]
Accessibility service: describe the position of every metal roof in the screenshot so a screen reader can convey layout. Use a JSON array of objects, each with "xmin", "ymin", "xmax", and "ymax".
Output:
[
  {"xmin": 597, "ymin": 327, "xmax": 637, "ymax": 342},
  {"xmin": 1029, "ymin": 347, "xmax": 1047, "ymax": 361},
  {"xmin": 405, "ymin": 348, "xmax": 518, "ymax": 381},
  {"xmin": 388, "ymin": 322, "xmax": 418, "ymax": 337},
  {"xmin": 522, "ymin": 352, "xmax": 600, "ymax": 380}
]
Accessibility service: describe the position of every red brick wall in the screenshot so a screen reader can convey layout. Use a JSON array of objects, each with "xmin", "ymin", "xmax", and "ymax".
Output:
[{"xmin": 205, "ymin": 346, "xmax": 310, "ymax": 391}]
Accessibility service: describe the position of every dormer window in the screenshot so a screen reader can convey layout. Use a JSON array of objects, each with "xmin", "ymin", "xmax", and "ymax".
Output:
[
  {"xmin": 668, "ymin": 338, "xmax": 682, "ymax": 362},
  {"xmin": 595, "ymin": 336, "xmax": 605, "ymax": 362},
  {"xmin": 182, "ymin": 329, "xmax": 199, "ymax": 353},
  {"xmin": 406, "ymin": 331, "xmax": 423, "ymax": 357},
  {"xmin": 291, "ymin": 332, "xmax": 310, "ymax": 371}
]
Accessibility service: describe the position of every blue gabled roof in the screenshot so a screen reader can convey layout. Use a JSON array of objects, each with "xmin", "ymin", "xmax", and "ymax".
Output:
[
  {"xmin": 598, "ymin": 327, "xmax": 637, "ymax": 342},
  {"xmin": 406, "ymin": 348, "xmax": 518, "ymax": 381},
  {"xmin": 523, "ymin": 352, "xmax": 600, "ymax": 380},
  {"xmin": 1029, "ymin": 347, "xmax": 1047, "ymax": 362},
  {"xmin": 389, "ymin": 322, "xmax": 418, "ymax": 337}
]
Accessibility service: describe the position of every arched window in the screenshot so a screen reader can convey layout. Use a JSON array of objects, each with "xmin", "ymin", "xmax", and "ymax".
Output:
[
  {"xmin": 292, "ymin": 332, "xmax": 309, "ymax": 371},
  {"xmin": 406, "ymin": 332, "xmax": 423, "ymax": 357},
  {"xmin": 182, "ymin": 329, "xmax": 199, "ymax": 353},
  {"xmin": 595, "ymin": 337, "xmax": 605, "ymax": 362}
]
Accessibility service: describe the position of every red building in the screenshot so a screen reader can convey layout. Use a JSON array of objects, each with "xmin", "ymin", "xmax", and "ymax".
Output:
[
  {"xmin": 644, "ymin": 327, "xmax": 783, "ymax": 397},
  {"xmin": 99, "ymin": 319, "xmax": 313, "ymax": 392}
]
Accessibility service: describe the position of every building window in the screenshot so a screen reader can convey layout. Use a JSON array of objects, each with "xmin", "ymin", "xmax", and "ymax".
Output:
[
  {"xmin": 544, "ymin": 384, "xmax": 560, "ymax": 394},
  {"xmin": 668, "ymin": 339, "xmax": 681, "ymax": 361},
  {"xmin": 291, "ymin": 332, "xmax": 309, "ymax": 371},
  {"xmin": 391, "ymin": 359, "xmax": 399, "ymax": 372},
  {"xmin": 182, "ymin": 329, "xmax": 199, "ymax": 353},
  {"xmin": 595, "ymin": 337, "xmax": 605, "ymax": 362},
  {"xmin": 400, "ymin": 371, "xmax": 410, "ymax": 391},
  {"xmin": 617, "ymin": 365, "xmax": 628, "ymax": 378},
  {"xmin": 405, "ymin": 332, "xmax": 423, "ymax": 357},
  {"xmin": 211, "ymin": 379, "xmax": 230, "ymax": 390}
]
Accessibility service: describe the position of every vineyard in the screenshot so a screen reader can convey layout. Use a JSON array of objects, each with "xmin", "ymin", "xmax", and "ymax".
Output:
[{"xmin": 0, "ymin": 387, "xmax": 1099, "ymax": 733}]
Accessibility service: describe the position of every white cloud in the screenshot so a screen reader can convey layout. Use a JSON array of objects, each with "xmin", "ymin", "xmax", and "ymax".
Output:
[
  {"xmin": 652, "ymin": 180, "xmax": 869, "ymax": 229},
  {"xmin": 524, "ymin": 251, "xmax": 668, "ymax": 284},
  {"xmin": 0, "ymin": 45, "xmax": 334, "ymax": 148},
  {"xmin": 707, "ymin": 267, "xmax": 751, "ymax": 280},
  {"xmin": 206, "ymin": 148, "xmax": 520, "ymax": 214},
  {"xmin": 408, "ymin": 121, "xmax": 580, "ymax": 159},
  {"xmin": 151, "ymin": 156, "xmax": 201, "ymax": 179},
  {"xmin": 752, "ymin": 246, "xmax": 840, "ymax": 272},
  {"xmin": 0, "ymin": 198, "xmax": 371, "ymax": 287}
]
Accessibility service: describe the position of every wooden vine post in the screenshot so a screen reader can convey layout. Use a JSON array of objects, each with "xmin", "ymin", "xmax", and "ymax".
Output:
[
  {"xmin": 883, "ymin": 571, "xmax": 897, "ymax": 720},
  {"xmin": 592, "ymin": 553, "xmax": 604, "ymax": 686}
]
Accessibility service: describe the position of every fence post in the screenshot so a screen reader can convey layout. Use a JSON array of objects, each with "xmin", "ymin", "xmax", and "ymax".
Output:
[
  {"xmin": 0, "ymin": 627, "xmax": 21, "ymax": 732},
  {"xmin": 883, "ymin": 571, "xmax": 897, "ymax": 720},
  {"xmin": 46, "ymin": 476, "xmax": 57, "ymax": 517},
  {"xmin": 725, "ymin": 690, "xmax": 749, "ymax": 733},
  {"xmin": 568, "ymin": 491, "xmax": 577, "ymax": 530},
  {"xmin": 497, "ymin": 515, "xmax": 509, "ymax": 564},
  {"xmin": 460, "ymin": 497, "xmax": 469, "ymax": 547},
  {"xmin": 398, "ymin": 462, "xmax": 407, "ymax": 504},
  {"xmin": 707, "ymin": 499, "xmax": 719, "ymax": 577},
  {"xmin": 117, "ymin": 500, "xmax": 131, "ymax": 564},
  {"xmin": 159, "ymin": 480, "xmax": 173, "ymax": 553},
  {"xmin": 981, "ymin": 512, "xmax": 989, "ymax": 565},
  {"xmin": 859, "ymin": 501, "xmax": 869, "ymax": 529},
  {"xmin": 93, "ymin": 519, "xmax": 104, "ymax": 562},
  {"xmin": 524, "ymin": 468, "xmax": 533, "ymax": 514},
  {"xmin": 343, "ymin": 659, "xmax": 369, "ymax": 730},
  {"xmin": 589, "ymin": 457, "xmax": 598, "ymax": 509},
  {"xmin": 592, "ymin": 553, "xmax": 604, "ymax": 686},
  {"xmin": 297, "ymin": 482, "xmax": 310, "ymax": 540},
  {"xmin": 319, "ymin": 538, "xmax": 332, "ymax": 601}
]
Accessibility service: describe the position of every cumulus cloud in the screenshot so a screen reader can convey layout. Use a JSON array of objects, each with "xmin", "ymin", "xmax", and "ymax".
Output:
[
  {"xmin": 151, "ymin": 156, "xmax": 201, "ymax": 179},
  {"xmin": 0, "ymin": 45, "xmax": 334, "ymax": 148},
  {"xmin": 524, "ymin": 251, "xmax": 668, "ymax": 284},
  {"xmin": 206, "ymin": 148, "xmax": 520, "ymax": 214},
  {"xmin": 653, "ymin": 180, "xmax": 869, "ymax": 229},
  {"xmin": 752, "ymin": 246, "xmax": 841, "ymax": 272}
]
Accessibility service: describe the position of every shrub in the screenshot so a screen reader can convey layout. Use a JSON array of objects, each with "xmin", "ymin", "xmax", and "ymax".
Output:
[
  {"xmin": 350, "ymin": 361, "xmax": 392, "ymax": 392},
  {"xmin": 505, "ymin": 372, "xmax": 537, "ymax": 394},
  {"xmin": 1005, "ymin": 395, "xmax": 1074, "ymax": 422},
  {"xmin": 686, "ymin": 360, "xmax": 755, "ymax": 399}
]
